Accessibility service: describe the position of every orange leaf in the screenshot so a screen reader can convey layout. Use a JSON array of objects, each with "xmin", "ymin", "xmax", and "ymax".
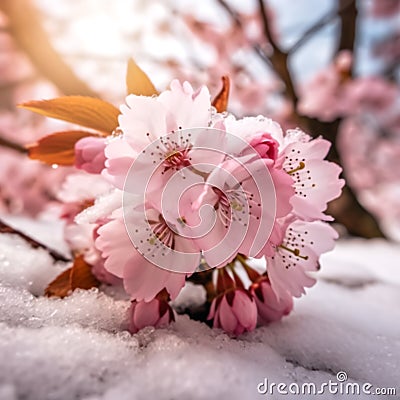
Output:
[
  {"xmin": 45, "ymin": 267, "xmax": 73, "ymax": 298},
  {"xmin": 70, "ymin": 255, "xmax": 100, "ymax": 290},
  {"xmin": 126, "ymin": 58, "xmax": 158, "ymax": 96},
  {"xmin": 212, "ymin": 76, "xmax": 230, "ymax": 113},
  {"xmin": 45, "ymin": 255, "xmax": 100, "ymax": 298},
  {"xmin": 27, "ymin": 130, "xmax": 98, "ymax": 166},
  {"xmin": 19, "ymin": 96, "xmax": 120, "ymax": 134}
]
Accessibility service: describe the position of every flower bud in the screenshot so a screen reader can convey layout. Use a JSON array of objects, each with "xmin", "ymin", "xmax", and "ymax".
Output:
[
  {"xmin": 208, "ymin": 289, "xmax": 257, "ymax": 335},
  {"xmin": 75, "ymin": 136, "xmax": 106, "ymax": 174},
  {"xmin": 128, "ymin": 294, "xmax": 175, "ymax": 334},
  {"xmin": 250, "ymin": 277, "xmax": 293, "ymax": 324},
  {"xmin": 248, "ymin": 133, "xmax": 279, "ymax": 162}
]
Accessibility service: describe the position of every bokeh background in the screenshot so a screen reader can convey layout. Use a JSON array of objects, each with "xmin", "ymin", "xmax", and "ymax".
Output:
[{"xmin": 0, "ymin": 0, "xmax": 399, "ymax": 241}]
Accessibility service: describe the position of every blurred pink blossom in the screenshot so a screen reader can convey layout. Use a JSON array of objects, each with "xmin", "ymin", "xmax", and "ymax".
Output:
[{"xmin": 370, "ymin": 0, "xmax": 400, "ymax": 17}]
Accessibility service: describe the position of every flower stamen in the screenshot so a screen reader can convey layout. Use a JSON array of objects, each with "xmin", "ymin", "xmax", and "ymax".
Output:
[
  {"xmin": 287, "ymin": 161, "xmax": 305, "ymax": 175},
  {"xmin": 279, "ymin": 244, "xmax": 309, "ymax": 260}
]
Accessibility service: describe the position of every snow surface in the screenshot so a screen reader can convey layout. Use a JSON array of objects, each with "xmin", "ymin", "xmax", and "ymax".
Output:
[{"xmin": 0, "ymin": 218, "xmax": 399, "ymax": 400}]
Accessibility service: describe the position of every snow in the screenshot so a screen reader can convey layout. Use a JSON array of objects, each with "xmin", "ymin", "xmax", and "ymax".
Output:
[{"xmin": 0, "ymin": 218, "xmax": 399, "ymax": 400}]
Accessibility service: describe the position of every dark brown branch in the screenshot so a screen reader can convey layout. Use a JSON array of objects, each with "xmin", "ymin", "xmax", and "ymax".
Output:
[
  {"xmin": 337, "ymin": 0, "xmax": 357, "ymax": 54},
  {"xmin": 0, "ymin": 134, "xmax": 27, "ymax": 154},
  {"xmin": 258, "ymin": 0, "xmax": 280, "ymax": 52},
  {"xmin": 304, "ymin": 118, "xmax": 385, "ymax": 238},
  {"xmin": 0, "ymin": 219, "xmax": 71, "ymax": 262},
  {"xmin": 257, "ymin": 0, "xmax": 298, "ymax": 104},
  {"xmin": 0, "ymin": 0, "xmax": 98, "ymax": 97}
]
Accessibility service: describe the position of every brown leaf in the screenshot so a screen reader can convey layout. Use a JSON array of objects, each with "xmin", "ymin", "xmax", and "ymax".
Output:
[
  {"xmin": 212, "ymin": 76, "xmax": 230, "ymax": 113},
  {"xmin": 126, "ymin": 58, "xmax": 158, "ymax": 96},
  {"xmin": 19, "ymin": 96, "xmax": 120, "ymax": 134},
  {"xmin": 70, "ymin": 255, "xmax": 100, "ymax": 290},
  {"xmin": 45, "ymin": 255, "xmax": 100, "ymax": 298},
  {"xmin": 45, "ymin": 267, "xmax": 73, "ymax": 298},
  {"xmin": 27, "ymin": 130, "xmax": 98, "ymax": 166}
]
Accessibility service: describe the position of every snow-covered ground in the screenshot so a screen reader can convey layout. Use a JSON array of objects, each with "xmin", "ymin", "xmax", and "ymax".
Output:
[{"xmin": 0, "ymin": 218, "xmax": 399, "ymax": 400}]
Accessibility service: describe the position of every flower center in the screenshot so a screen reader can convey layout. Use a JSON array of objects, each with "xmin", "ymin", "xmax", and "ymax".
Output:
[
  {"xmin": 164, "ymin": 148, "xmax": 190, "ymax": 170},
  {"xmin": 148, "ymin": 215, "xmax": 175, "ymax": 250}
]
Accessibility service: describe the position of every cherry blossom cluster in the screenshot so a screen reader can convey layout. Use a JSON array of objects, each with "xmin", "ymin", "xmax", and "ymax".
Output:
[{"xmin": 62, "ymin": 80, "xmax": 343, "ymax": 335}]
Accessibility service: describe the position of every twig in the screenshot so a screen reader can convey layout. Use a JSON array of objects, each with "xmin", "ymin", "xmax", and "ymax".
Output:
[
  {"xmin": 0, "ymin": 219, "xmax": 71, "ymax": 262},
  {"xmin": 216, "ymin": 0, "xmax": 273, "ymax": 67},
  {"xmin": 0, "ymin": 135, "xmax": 27, "ymax": 154},
  {"xmin": 382, "ymin": 57, "xmax": 400, "ymax": 80},
  {"xmin": 257, "ymin": 0, "xmax": 281, "ymax": 53},
  {"xmin": 257, "ymin": 0, "xmax": 298, "ymax": 104},
  {"xmin": 289, "ymin": 0, "xmax": 355, "ymax": 54},
  {"xmin": 337, "ymin": 0, "xmax": 357, "ymax": 55}
]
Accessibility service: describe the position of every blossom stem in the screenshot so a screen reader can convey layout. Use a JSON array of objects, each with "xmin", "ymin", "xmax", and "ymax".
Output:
[
  {"xmin": 228, "ymin": 263, "xmax": 245, "ymax": 289},
  {"xmin": 0, "ymin": 135, "xmax": 28, "ymax": 154},
  {"xmin": 236, "ymin": 254, "xmax": 260, "ymax": 282}
]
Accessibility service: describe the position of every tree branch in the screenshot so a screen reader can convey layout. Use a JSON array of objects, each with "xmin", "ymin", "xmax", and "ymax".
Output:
[
  {"xmin": 289, "ymin": 0, "xmax": 355, "ymax": 54},
  {"xmin": 337, "ymin": 0, "xmax": 357, "ymax": 54},
  {"xmin": 257, "ymin": 0, "xmax": 281, "ymax": 52},
  {"xmin": 0, "ymin": 219, "xmax": 70, "ymax": 262},
  {"xmin": 303, "ymin": 0, "xmax": 384, "ymax": 238},
  {"xmin": 0, "ymin": 134, "xmax": 27, "ymax": 154},
  {"xmin": 227, "ymin": 0, "xmax": 385, "ymax": 238},
  {"xmin": 257, "ymin": 0, "xmax": 298, "ymax": 105},
  {"xmin": 0, "ymin": 0, "xmax": 98, "ymax": 97}
]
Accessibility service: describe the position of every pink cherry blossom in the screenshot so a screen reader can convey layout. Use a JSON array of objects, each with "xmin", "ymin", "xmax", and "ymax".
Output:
[
  {"xmin": 224, "ymin": 114, "xmax": 284, "ymax": 145},
  {"xmin": 103, "ymin": 80, "xmax": 214, "ymax": 189},
  {"xmin": 191, "ymin": 155, "xmax": 278, "ymax": 267},
  {"xmin": 128, "ymin": 295, "xmax": 175, "ymax": 334},
  {"xmin": 266, "ymin": 218, "xmax": 338, "ymax": 300},
  {"xmin": 343, "ymin": 77, "xmax": 398, "ymax": 116},
  {"xmin": 298, "ymin": 51, "xmax": 352, "ymax": 121},
  {"xmin": 279, "ymin": 129, "xmax": 344, "ymax": 221},
  {"xmin": 75, "ymin": 136, "xmax": 107, "ymax": 174},
  {"xmin": 95, "ymin": 216, "xmax": 188, "ymax": 302},
  {"xmin": 208, "ymin": 289, "xmax": 257, "ymax": 335},
  {"xmin": 250, "ymin": 276, "xmax": 293, "ymax": 324}
]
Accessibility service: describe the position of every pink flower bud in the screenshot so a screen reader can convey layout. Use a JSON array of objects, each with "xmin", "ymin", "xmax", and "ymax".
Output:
[
  {"xmin": 75, "ymin": 136, "xmax": 106, "ymax": 174},
  {"xmin": 128, "ymin": 297, "xmax": 175, "ymax": 334},
  {"xmin": 208, "ymin": 289, "xmax": 257, "ymax": 335},
  {"xmin": 250, "ymin": 277, "xmax": 293, "ymax": 324},
  {"xmin": 248, "ymin": 133, "xmax": 279, "ymax": 162}
]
